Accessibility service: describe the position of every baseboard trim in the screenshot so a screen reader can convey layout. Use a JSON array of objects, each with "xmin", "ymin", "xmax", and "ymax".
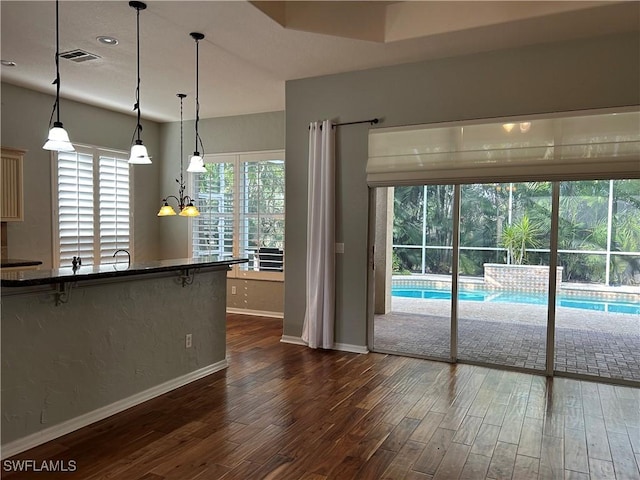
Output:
[
  {"xmin": 1, "ymin": 360, "xmax": 229, "ymax": 459},
  {"xmin": 334, "ymin": 343, "xmax": 370, "ymax": 354},
  {"xmin": 280, "ymin": 336, "xmax": 369, "ymax": 354},
  {"xmin": 227, "ymin": 307, "xmax": 283, "ymax": 319},
  {"xmin": 280, "ymin": 335, "xmax": 307, "ymax": 346}
]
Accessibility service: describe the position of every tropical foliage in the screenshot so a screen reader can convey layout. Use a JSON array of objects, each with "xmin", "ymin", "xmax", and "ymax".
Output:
[
  {"xmin": 501, "ymin": 215, "xmax": 544, "ymax": 265},
  {"xmin": 393, "ymin": 179, "xmax": 640, "ymax": 286}
]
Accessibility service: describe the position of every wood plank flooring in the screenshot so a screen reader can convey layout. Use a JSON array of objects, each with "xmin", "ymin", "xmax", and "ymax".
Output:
[{"xmin": 3, "ymin": 314, "xmax": 639, "ymax": 479}]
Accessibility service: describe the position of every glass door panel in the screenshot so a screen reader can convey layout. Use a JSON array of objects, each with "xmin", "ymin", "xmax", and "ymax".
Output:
[
  {"xmin": 555, "ymin": 180, "xmax": 640, "ymax": 382},
  {"xmin": 457, "ymin": 182, "xmax": 552, "ymax": 371},
  {"xmin": 374, "ymin": 185, "xmax": 454, "ymax": 360}
]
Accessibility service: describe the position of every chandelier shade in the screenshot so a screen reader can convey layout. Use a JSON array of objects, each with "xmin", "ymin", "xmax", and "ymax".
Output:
[
  {"xmin": 157, "ymin": 202, "xmax": 177, "ymax": 217},
  {"xmin": 179, "ymin": 203, "xmax": 200, "ymax": 217}
]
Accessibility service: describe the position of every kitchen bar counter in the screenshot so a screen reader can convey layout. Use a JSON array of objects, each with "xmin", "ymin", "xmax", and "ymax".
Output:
[
  {"xmin": 1, "ymin": 256, "xmax": 246, "ymax": 287},
  {"xmin": 1, "ymin": 255, "xmax": 247, "ymax": 455}
]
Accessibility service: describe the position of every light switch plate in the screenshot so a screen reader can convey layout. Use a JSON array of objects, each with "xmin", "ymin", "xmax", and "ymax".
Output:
[{"xmin": 336, "ymin": 243, "xmax": 344, "ymax": 254}]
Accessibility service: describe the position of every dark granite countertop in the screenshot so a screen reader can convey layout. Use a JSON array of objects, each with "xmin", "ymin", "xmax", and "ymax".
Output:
[
  {"xmin": 1, "ymin": 258, "xmax": 43, "ymax": 268},
  {"xmin": 1, "ymin": 256, "xmax": 247, "ymax": 287}
]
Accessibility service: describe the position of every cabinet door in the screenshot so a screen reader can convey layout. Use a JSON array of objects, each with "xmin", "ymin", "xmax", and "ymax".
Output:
[{"xmin": 1, "ymin": 148, "xmax": 25, "ymax": 222}]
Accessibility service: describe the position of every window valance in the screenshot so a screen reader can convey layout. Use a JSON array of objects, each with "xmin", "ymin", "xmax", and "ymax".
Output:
[{"xmin": 367, "ymin": 110, "xmax": 640, "ymax": 186}]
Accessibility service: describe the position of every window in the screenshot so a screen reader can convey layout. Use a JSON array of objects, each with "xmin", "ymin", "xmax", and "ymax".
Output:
[
  {"xmin": 192, "ymin": 150, "xmax": 285, "ymax": 278},
  {"xmin": 53, "ymin": 145, "xmax": 131, "ymax": 267}
]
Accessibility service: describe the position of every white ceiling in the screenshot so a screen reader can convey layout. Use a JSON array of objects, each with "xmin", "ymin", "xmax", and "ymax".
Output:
[{"xmin": 1, "ymin": 1, "xmax": 638, "ymax": 123}]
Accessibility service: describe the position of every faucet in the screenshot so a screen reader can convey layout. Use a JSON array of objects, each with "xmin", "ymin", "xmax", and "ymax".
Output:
[{"xmin": 113, "ymin": 249, "xmax": 131, "ymax": 266}]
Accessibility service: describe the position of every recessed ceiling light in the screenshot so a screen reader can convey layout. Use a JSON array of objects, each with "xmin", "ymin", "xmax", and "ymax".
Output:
[
  {"xmin": 1, "ymin": 60, "xmax": 17, "ymax": 67},
  {"xmin": 96, "ymin": 36, "xmax": 119, "ymax": 46}
]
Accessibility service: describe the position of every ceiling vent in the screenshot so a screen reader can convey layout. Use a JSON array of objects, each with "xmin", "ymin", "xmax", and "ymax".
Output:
[{"xmin": 60, "ymin": 49, "xmax": 101, "ymax": 63}]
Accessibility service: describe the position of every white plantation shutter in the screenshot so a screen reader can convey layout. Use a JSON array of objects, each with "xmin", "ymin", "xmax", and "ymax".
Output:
[
  {"xmin": 238, "ymin": 153, "xmax": 285, "ymax": 271},
  {"xmin": 192, "ymin": 150, "xmax": 285, "ymax": 277},
  {"xmin": 57, "ymin": 149, "xmax": 95, "ymax": 266},
  {"xmin": 99, "ymin": 154, "xmax": 130, "ymax": 264},
  {"xmin": 193, "ymin": 158, "xmax": 235, "ymax": 259},
  {"xmin": 54, "ymin": 146, "xmax": 131, "ymax": 267}
]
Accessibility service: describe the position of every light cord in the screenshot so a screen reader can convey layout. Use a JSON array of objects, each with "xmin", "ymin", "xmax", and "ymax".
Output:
[
  {"xmin": 135, "ymin": 4, "xmax": 142, "ymax": 141},
  {"xmin": 194, "ymin": 37, "xmax": 200, "ymax": 153}
]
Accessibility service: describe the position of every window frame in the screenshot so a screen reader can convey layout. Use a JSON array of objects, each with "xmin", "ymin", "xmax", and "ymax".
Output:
[
  {"xmin": 189, "ymin": 149, "xmax": 285, "ymax": 281},
  {"xmin": 51, "ymin": 144, "xmax": 134, "ymax": 268}
]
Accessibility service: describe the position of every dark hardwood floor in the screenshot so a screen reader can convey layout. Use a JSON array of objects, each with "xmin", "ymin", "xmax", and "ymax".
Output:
[{"xmin": 3, "ymin": 314, "xmax": 639, "ymax": 479}]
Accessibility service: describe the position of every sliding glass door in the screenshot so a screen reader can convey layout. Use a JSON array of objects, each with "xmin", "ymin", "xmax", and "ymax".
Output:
[
  {"xmin": 372, "ymin": 179, "xmax": 639, "ymax": 384},
  {"xmin": 373, "ymin": 185, "xmax": 454, "ymax": 361},
  {"xmin": 555, "ymin": 179, "xmax": 640, "ymax": 382},
  {"xmin": 457, "ymin": 182, "xmax": 552, "ymax": 371}
]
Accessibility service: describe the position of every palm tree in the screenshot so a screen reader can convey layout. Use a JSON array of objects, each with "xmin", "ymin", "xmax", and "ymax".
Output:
[{"xmin": 501, "ymin": 214, "xmax": 544, "ymax": 265}]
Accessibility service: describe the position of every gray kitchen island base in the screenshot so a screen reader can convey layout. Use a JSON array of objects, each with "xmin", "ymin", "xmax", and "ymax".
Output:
[{"xmin": 1, "ymin": 258, "xmax": 244, "ymax": 456}]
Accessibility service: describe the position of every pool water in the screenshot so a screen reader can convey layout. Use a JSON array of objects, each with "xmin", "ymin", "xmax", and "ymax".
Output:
[{"xmin": 392, "ymin": 287, "xmax": 640, "ymax": 315}]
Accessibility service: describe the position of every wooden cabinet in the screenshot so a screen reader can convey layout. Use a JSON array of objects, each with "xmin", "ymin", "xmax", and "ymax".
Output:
[
  {"xmin": 1, "ymin": 147, "xmax": 25, "ymax": 222},
  {"xmin": 1, "ymin": 264, "xmax": 40, "ymax": 272}
]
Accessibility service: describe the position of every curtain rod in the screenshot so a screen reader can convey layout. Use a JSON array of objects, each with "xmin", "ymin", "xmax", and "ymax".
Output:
[
  {"xmin": 334, "ymin": 118, "xmax": 379, "ymax": 128},
  {"xmin": 310, "ymin": 118, "xmax": 380, "ymax": 130}
]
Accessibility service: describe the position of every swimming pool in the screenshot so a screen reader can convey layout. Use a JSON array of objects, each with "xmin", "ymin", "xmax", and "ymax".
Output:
[{"xmin": 392, "ymin": 286, "xmax": 640, "ymax": 315}]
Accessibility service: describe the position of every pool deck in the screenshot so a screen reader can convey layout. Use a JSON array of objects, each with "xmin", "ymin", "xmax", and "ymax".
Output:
[{"xmin": 374, "ymin": 297, "xmax": 640, "ymax": 382}]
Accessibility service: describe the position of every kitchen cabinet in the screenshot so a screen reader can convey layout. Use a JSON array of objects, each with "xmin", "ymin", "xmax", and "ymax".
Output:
[{"xmin": 1, "ymin": 147, "xmax": 25, "ymax": 221}]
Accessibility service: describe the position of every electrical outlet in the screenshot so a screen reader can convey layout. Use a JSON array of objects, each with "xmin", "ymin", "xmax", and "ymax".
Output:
[
  {"xmin": 231, "ymin": 286, "xmax": 237, "ymax": 295},
  {"xmin": 185, "ymin": 333, "xmax": 192, "ymax": 348}
]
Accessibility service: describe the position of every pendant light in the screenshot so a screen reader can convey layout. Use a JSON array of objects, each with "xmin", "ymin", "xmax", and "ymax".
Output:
[
  {"xmin": 43, "ymin": 0, "xmax": 75, "ymax": 152},
  {"xmin": 157, "ymin": 94, "xmax": 200, "ymax": 217},
  {"xmin": 128, "ymin": 1, "xmax": 151, "ymax": 164},
  {"xmin": 187, "ymin": 32, "xmax": 207, "ymax": 173}
]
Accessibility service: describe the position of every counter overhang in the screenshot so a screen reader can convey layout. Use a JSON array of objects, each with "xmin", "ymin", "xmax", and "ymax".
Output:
[{"xmin": 1, "ymin": 257, "xmax": 248, "ymax": 288}]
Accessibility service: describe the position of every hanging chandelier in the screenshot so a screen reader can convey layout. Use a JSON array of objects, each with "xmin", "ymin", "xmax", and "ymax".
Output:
[
  {"xmin": 128, "ymin": 1, "xmax": 151, "ymax": 164},
  {"xmin": 43, "ymin": 0, "xmax": 75, "ymax": 152},
  {"xmin": 157, "ymin": 94, "xmax": 200, "ymax": 217},
  {"xmin": 186, "ymin": 32, "xmax": 207, "ymax": 173}
]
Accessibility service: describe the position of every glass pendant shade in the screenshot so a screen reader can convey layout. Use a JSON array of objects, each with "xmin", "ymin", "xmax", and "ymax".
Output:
[
  {"xmin": 128, "ymin": 140, "xmax": 152, "ymax": 164},
  {"xmin": 43, "ymin": 122, "xmax": 75, "ymax": 152},
  {"xmin": 187, "ymin": 153, "xmax": 206, "ymax": 173},
  {"xmin": 43, "ymin": 1, "xmax": 74, "ymax": 153},
  {"xmin": 128, "ymin": 1, "xmax": 151, "ymax": 165},
  {"xmin": 157, "ymin": 202, "xmax": 177, "ymax": 216},
  {"xmin": 179, "ymin": 203, "xmax": 200, "ymax": 217},
  {"xmin": 188, "ymin": 33, "xmax": 207, "ymax": 175}
]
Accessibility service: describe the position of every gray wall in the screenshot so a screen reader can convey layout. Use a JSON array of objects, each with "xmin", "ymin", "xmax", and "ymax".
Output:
[
  {"xmin": 284, "ymin": 33, "xmax": 640, "ymax": 347},
  {"xmin": 159, "ymin": 111, "xmax": 285, "ymax": 314},
  {"xmin": 1, "ymin": 83, "xmax": 161, "ymax": 268}
]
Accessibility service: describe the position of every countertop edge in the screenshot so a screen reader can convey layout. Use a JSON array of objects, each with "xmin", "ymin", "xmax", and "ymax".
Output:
[{"xmin": 1, "ymin": 258, "xmax": 248, "ymax": 287}]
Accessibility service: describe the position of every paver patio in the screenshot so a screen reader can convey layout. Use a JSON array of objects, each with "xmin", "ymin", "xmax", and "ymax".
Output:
[{"xmin": 374, "ymin": 297, "xmax": 640, "ymax": 383}]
